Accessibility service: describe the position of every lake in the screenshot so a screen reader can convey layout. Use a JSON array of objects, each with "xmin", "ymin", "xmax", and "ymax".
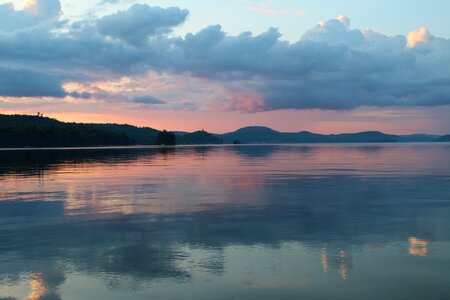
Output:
[{"xmin": 0, "ymin": 144, "xmax": 450, "ymax": 300}]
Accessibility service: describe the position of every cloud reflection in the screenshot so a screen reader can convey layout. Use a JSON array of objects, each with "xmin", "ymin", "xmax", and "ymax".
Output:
[
  {"xmin": 0, "ymin": 145, "xmax": 449, "ymax": 298},
  {"xmin": 409, "ymin": 237, "xmax": 429, "ymax": 257}
]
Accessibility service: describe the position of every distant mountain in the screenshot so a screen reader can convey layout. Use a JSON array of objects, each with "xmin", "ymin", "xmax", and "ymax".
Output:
[
  {"xmin": 231, "ymin": 126, "xmax": 280, "ymax": 135},
  {"xmin": 219, "ymin": 126, "xmax": 399, "ymax": 144},
  {"xmin": 178, "ymin": 130, "xmax": 222, "ymax": 145},
  {"xmin": 220, "ymin": 126, "xmax": 283, "ymax": 143},
  {"xmin": 329, "ymin": 131, "xmax": 399, "ymax": 143},
  {"xmin": 436, "ymin": 135, "xmax": 450, "ymax": 142},
  {"xmin": 398, "ymin": 134, "xmax": 440, "ymax": 142}
]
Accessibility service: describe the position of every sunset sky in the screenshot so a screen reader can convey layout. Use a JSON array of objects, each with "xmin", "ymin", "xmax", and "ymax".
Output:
[{"xmin": 1, "ymin": 0, "xmax": 450, "ymax": 134}]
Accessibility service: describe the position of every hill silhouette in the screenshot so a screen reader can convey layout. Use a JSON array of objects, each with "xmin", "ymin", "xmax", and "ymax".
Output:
[
  {"xmin": 0, "ymin": 114, "xmax": 156, "ymax": 147},
  {"xmin": 0, "ymin": 114, "xmax": 447, "ymax": 148},
  {"xmin": 219, "ymin": 126, "xmax": 403, "ymax": 144},
  {"xmin": 436, "ymin": 135, "xmax": 450, "ymax": 142},
  {"xmin": 177, "ymin": 130, "xmax": 223, "ymax": 145}
]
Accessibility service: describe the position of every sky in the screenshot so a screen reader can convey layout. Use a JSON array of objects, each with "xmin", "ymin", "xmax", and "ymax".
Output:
[{"xmin": 0, "ymin": 0, "xmax": 450, "ymax": 134}]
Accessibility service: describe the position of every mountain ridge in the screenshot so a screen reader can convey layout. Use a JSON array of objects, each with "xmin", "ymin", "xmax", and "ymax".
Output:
[
  {"xmin": 0, "ymin": 114, "xmax": 447, "ymax": 147},
  {"xmin": 218, "ymin": 127, "xmax": 409, "ymax": 144}
]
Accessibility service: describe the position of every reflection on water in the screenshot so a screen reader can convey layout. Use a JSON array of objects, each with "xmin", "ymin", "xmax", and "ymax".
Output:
[
  {"xmin": 319, "ymin": 246, "xmax": 352, "ymax": 280},
  {"xmin": 26, "ymin": 267, "xmax": 65, "ymax": 300},
  {"xmin": 409, "ymin": 237, "xmax": 429, "ymax": 257},
  {"xmin": 0, "ymin": 144, "xmax": 450, "ymax": 299}
]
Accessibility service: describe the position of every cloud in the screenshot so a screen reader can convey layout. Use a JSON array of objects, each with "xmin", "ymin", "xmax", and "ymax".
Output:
[
  {"xmin": 131, "ymin": 95, "xmax": 166, "ymax": 104},
  {"xmin": 22, "ymin": 0, "xmax": 62, "ymax": 19},
  {"xmin": 0, "ymin": 68, "xmax": 66, "ymax": 98},
  {"xmin": 97, "ymin": 4, "xmax": 189, "ymax": 45},
  {"xmin": 407, "ymin": 27, "xmax": 434, "ymax": 48},
  {"xmin": 0, "ymin": 68, "xmax": 95, "ymax": 99},
  {"xmin": 0, "ymin": 0, "xmax": 62, "ymax": 32},
  {"xmin": 67, "ymin": 91, "xmax": 92, "ymax": 99},
  {"xmin": 301, "ymin": 16, "xmax": 365, "ymax": 46},
  {"xmin": 163, "ymin": 16, "xmax": 450, "ymax": 111},
  {"xmin": 1, "ymin": 3, "xmax": 450, "ymax": 113}
]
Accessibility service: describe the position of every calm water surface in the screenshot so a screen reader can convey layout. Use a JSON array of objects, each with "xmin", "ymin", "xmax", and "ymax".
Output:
[{"xmin": 0, "ymin": 144, "xmax": 450, "ymax": 299}]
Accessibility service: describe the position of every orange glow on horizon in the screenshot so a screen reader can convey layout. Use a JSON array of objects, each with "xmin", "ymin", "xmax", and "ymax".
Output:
[{"xmin": 1, "ymin": 104, "xmax": 448, "ymax": 135}]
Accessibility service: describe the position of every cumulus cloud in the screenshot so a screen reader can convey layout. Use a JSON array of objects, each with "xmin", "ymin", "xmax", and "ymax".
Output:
[
  {"xmin": 97, "ymin": 4, "xmax": 189, "ymax": 45},
  {"xmin": 162, "ymin": 16, "xmax": 450, "ymax": 111},
  {"xmin": 22, "ymin": 0, "xmax": 62, "ymax": 19},
  {"xmin": 1, "ymin": 3, "xmax": 450, "ymax": 112},
  {"xmin": 407, "ymin": 27, "xmax": 434, "ymax": 48},
  {"xmin": 0, "ymin": 0, "xmax": 62, "ymax": 31}
]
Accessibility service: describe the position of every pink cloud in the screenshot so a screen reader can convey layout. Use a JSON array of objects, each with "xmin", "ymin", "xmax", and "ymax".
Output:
[{"xmin": 222, "ymin": 90, "xmax": 267, "ymax": 113}]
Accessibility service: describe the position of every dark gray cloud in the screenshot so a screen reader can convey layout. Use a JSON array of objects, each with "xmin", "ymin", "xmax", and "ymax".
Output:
[
  {"xmin": 0, "ymin": 67, "xmax": 92, "ymax": 99},
  {"xmin": 68, "ymin": 91, "xmax": 92, "ymax": 99},
  {"xmin": 131, "ymin": 95, "xmax": 166, "ymax": 104},
  {"xmin": 0, "ymin": 68, "xmax": 66, "ymax": 98},
  {"xmin": 0, "ymin": 2, "xmax": 450, "ymax": 111}
]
